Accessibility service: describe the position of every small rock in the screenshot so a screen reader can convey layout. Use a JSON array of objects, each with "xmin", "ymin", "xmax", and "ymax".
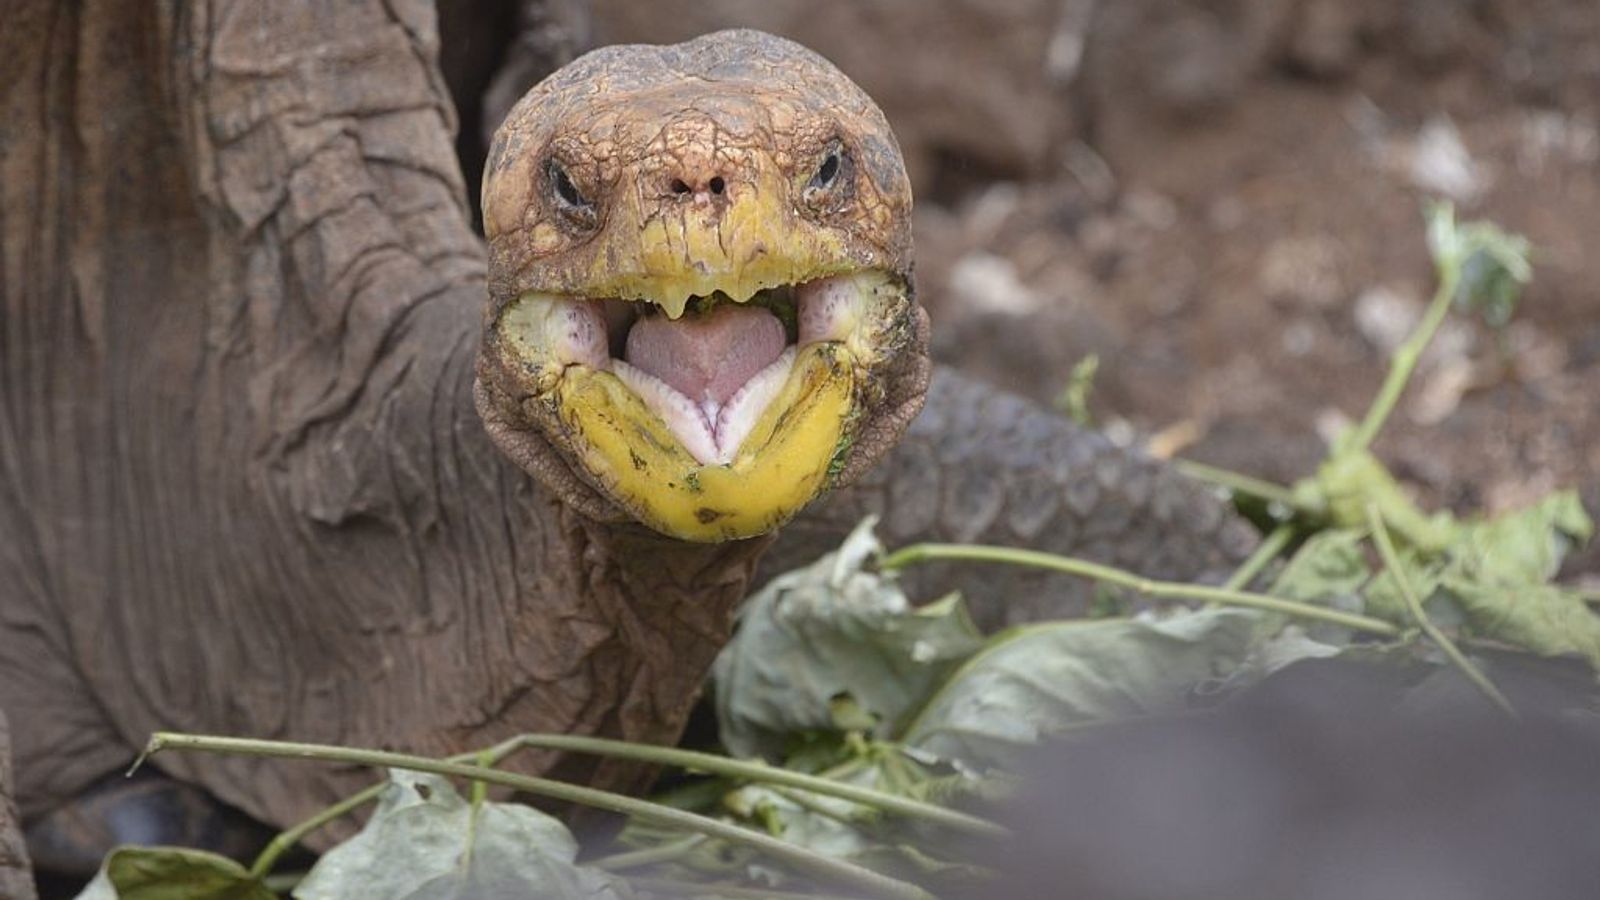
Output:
[
  {"xmin": 1409, "ymin": 357, "xmax": 1475, "ymax": 425},
  {"xmin": 1354, "ymin": 286, "xmax": 1423, "ymax": 353},
  {"xmin": 1282, "ymin": 319, "xmax": 1319, "ymax": 357},
  {"xmin": 950, "ymin": 252, "xmax": 1044, "ymax": 316},
  {"xmin": 1407, "ymin": 117, "xmax": 1489, "ymax": 202},
  {"xmin": 1123, "ymin": 188, "xmax": 1179, "ymax": 231},
  {"xmin": 1315, "ymin": 407, "xmax": 1354, "ymax": 447},
  {"xmin": 1258, "ymin": 235, "xmax": 1346, "ymax": 309}
]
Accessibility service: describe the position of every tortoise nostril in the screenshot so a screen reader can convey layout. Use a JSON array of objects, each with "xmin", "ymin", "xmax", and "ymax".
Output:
[
  {"xmin": 671, "ymin": 178, "xmax": 692, "ymax": 195},
  {"xmin": 708, "ymin": 176, "xmax": 726, "ymax": 195}
]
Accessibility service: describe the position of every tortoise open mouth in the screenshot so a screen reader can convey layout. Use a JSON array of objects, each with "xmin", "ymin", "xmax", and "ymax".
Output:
[{"xmin": 494, "ymin": 269, "xmax": 910, "ymax": 540}]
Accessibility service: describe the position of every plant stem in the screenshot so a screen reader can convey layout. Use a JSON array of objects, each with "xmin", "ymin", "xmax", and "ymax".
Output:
[
  {"xmin": 474, "ymin": 733, "xmax": 1007, "ymax": 839},
  {"xmin": 249, "ymin": 782, "xmax": 386, "ymax": 879},
  {"xmin": 1222, "ymin": 524, "xmax": 1296, "ymax": 592},
  {"xmin": 1174, "ymin": 460, "xmax": 1303, "ymax": 510},
  {"xmin": 145, "ymin": 733, "xmax": 934, "ymax": 900},
  {"xmin": 1344, "ymin": 264, "xmax": 1461, "ymax": 455},
  {"xmin": 767, "ymin": 786, "xmax": 867, "ymax": 829},
  {"xmin": 260, "ymin": 872, "xmax": 306, "ymax": 894},
  {"xmin": 879, "ymin": 543, "xmax": 1400, "ymax": 637},
  {"xmin": 249, "ymin": 743, "xmax": 508, "ymax": 879},
  {"xmin": 1365, "ymin": 505, "xmax": 1517, "ymax": 718},
  {"xmin": 589, "ymin": 835, "xmax": 706, "ymax": 871},
  {"xmin": 627, "ymin": 877, "xmax": 866, "ymax": 900}
]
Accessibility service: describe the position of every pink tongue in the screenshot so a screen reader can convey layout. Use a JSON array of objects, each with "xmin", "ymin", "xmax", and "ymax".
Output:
[{"xmin": 624, "ymin": 304, "xmax": 787, "ymax": 406}]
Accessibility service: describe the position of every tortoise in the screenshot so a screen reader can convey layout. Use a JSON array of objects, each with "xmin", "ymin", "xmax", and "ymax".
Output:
[{"xmin": 0, "ymin": 5, "xmax": 1253, "ymax": 889}]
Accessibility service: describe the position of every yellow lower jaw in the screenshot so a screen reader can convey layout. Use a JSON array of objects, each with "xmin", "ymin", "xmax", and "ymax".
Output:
[{"xmin": 556, "ymin": 343, "xmax": 855, "ymax": 541}]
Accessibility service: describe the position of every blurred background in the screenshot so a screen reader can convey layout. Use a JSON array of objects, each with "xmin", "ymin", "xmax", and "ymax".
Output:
[{"xmin": 442, "ymin": 0, "xmax": 1600, "ymax": 575}]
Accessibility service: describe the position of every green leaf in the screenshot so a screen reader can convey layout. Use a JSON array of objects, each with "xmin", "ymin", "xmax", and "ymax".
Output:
[
  {"xmin": 1231, "ymin": 626, "xmax": 1347, "ymax": 683},
  {"xmin": 1448, "ymin": 582, "xmax": 1600, "ymax": 666},
  {"xmin": 714, "ymin": 518, "xmax": 985, "ymax": 758},
  {"xmin": 1269, "ymin": 530, "xmax": 1371, "ymax": 602},
  {"xmin": 1363, "ymin": 543, "xmax": 1448, "ymax": 626},
  {"xmin": 292, "ymin": 769, "xmax": 621, "ymax": 900},
  {"xmin": 74, "ymin": 846, "xmax": 273, "ymax": 900},
  {"xmin": 1435, "ymin": 492, "xmax": 1600, "ymax": 665},
  {"xmin": 1055, "ymin": 353, "xmax": 1099, "ymax": 426},
  {"xmin": 902, "ymin": 608, "xmax": 1265, "ymax": 771},
  {"xmin": 1302, "ymin": 451, "xmax": 1457, "ymax": 551},
  {"xmin": 1426, "ymin": 201, "xmax": 1532, "ymax": 328},
  {"xmin": 1446, "ymin": 491, "xmax": 1591, "ymax": 586}
]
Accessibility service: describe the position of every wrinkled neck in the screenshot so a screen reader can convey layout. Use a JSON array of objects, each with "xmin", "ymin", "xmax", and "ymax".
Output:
[{"xmin": 551, "ymin": 505, "xmax": 776, "ymax": 744}]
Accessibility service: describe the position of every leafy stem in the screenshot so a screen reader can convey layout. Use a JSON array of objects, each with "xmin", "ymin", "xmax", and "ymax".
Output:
[
  {"xmin": 248, "ymin": 782, "xmax": 385, "ymax": 880},
  {"xmin": 628, "ymin": 877, "xmax": 867, "ymax": 900},
  {"xmin": 238, "ymin": 730, "xmax": 1001, "ymax": 883},
  {"xmin": 1174, "ymin": 459, "xmax": 1306, "ymax": 512},
  {"xmin": 247, "ymin": 744, "xmax": 497, "ymax": 879},
  {"xmin": 879, "ymin": 542, "xmax": 1401, "ymax": 637},
  {"xmin": 589, "ymin": 835, "xmax": 706, "ymax": 871},
  {"xmin": 1222, "ymin": 524, "xmax": 1296, "ymax": 591},
  {"xmin": 1346, "ymin": 201, "xmax": 1530, "ymax": 455},
  {"xmin": 470, "ymin": 733, "xmax": 1007, "ymax": 839},
  {"xmin": 1343, "ymin": 253, "xmax": 1461, "ymax": 455},
  {"xmin": 1364, "ymin": 504, "xmax": 1517, "ymax": 718},
  {"xmin": 144, "ymin": 733, "xmax": 935, "ymax": 900}
]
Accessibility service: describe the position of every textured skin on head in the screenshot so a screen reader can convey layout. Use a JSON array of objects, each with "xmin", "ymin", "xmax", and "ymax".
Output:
[
  {"xmin": 476, "ymin": 29, "xmax": 930, "ymax": 531},
  {"xmin": 481, "ymin": 29, "xmax": 912, "ymax": 302}
]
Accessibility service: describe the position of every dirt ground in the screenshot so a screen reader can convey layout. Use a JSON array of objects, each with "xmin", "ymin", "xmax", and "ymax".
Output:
[{"xmin": 588, "ymin": 0, "xmax": 1600, "ymax": 576}]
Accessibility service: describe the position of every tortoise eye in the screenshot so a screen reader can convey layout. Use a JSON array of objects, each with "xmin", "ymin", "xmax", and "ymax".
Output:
[
  {"xmin": 547, "ymin": 159, "xmax": 597, "ymax": 228},
  {"xmin": 549, "ymin": 160, "xmax": 586, "ymax": 208},
  {"xmin": 810, "ymin": 147, "xmax": 842, "ymax": 190},
  {"xmin": 803, "ymin": 142, "xmax": 850, "ymax": 212}
]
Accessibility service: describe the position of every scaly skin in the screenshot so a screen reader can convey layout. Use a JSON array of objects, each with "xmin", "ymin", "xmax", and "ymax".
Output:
[
  {"xmin": 770, "ymin": 371, "xmax": 1258, "ymax": 630},
  {"xmin": 0, "ymin": 5, "xmax": 1249, "ymax": 883}
]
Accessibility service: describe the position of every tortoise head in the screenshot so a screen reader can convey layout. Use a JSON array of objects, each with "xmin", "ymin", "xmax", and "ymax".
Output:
[{"xmin": 475, "ymin": 29, "xmax": 929, "ymax": 541}]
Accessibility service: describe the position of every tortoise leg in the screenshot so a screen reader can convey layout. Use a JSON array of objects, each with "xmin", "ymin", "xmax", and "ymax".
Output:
[{"xmin": 24, "ymin": 769, "xmax": 275, "ymax": 883}]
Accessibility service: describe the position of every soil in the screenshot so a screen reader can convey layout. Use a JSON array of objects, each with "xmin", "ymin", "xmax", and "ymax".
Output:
[{"xmin": 588, "ymin": 0, "xmax": 1600, "ymax": 577}]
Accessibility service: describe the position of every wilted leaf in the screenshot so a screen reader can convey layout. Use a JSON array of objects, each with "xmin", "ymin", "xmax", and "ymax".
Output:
[
  {"xmin": 1448, "ymin": 582, "xmax": 1600, "ymax": 666},
  {"xmin": 903, "ymin": 609, "xmax": 1265, "ymax": 771},
  {"xmin": 1269, "ymin": 530, "xmax": 1371, "ymax": 603},
  {"xmin": 1363, "ymin": 543, "xmax": 1449, "ymax": 626},
  {"xmin": 1367, "ymin": 492, "xmax": 1600, "ymax": 667},
  {"xmin": 75, "ymin": 847, "xmax": 272, "ymax": 900},
  {"xmin": 293, "ymin": 769, "xmax": 620, "ymax": 900},
  {"xmin": 714, "ymin": 517, "xmax": 984, "ymax": 758},
  {"xmin": 1266, "ymin": 529, "xmax": 1376, "ymax": 641},
  {"xmin": 1446, "ymin": 491, "xmax": 1591, "ymax": 587}
]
